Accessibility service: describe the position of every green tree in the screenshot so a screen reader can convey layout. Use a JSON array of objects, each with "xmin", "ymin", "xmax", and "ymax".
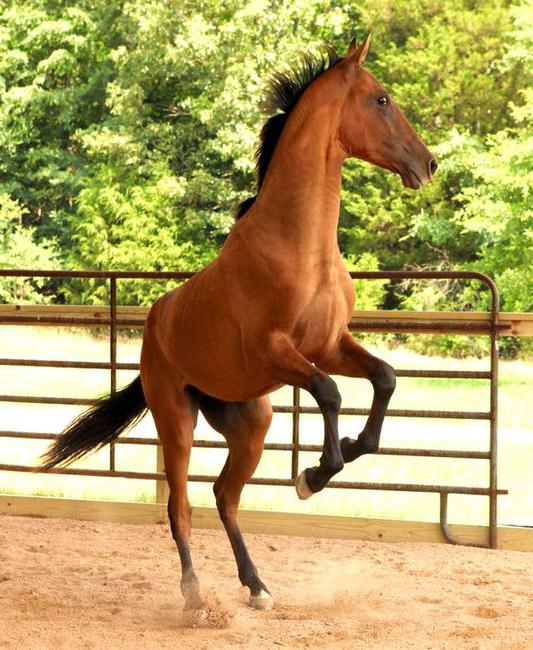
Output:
[
  {"xmin": 0, "ymin": 0, "xmax": 530, "ymax": 336},
  {"xmin": 0, "ymin": 193, "xmax": 58, "ymax": 302},
  {"xmin": 0, "ymin": 1, "xmax": 117, "ymax": 241}
]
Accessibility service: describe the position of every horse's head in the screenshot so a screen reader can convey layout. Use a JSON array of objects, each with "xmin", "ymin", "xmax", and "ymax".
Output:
[{"xmin": 336, "ymin": 34, "xmax": 437, "ymax": 189}]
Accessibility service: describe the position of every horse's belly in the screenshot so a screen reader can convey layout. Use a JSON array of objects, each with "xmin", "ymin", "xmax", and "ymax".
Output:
[
  {"xmin": 162, "ymin": 298, "xmax": 280, "ymax": 401},
  {"xmin": 181, "ymin": 343, "xmax": 280, "ymax": 401},
  {"xmin": 170, "ymin": 314, "xmax": 341, "ymax": 402}
]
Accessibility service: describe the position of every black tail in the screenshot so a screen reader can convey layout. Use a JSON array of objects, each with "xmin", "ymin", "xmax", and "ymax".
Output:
[{"xmin": 41, "ymin": 375, "xmax": 148, "ymax": 469}]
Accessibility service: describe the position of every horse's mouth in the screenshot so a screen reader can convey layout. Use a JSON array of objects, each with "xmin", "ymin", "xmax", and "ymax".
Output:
[{"xmin": 400, "ymin": 167, "xmax": 423, "ymax": 190}]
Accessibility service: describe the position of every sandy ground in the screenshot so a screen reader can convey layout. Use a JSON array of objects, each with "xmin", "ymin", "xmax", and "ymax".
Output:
[{"xmin": 0, "ymin": 516, "xmax": 531, "ymax": 649}]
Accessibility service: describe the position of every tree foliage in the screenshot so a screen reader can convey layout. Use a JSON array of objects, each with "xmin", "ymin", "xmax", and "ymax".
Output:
[
  {"xmin": 0, "ymin": 0, "xmax": 530, "ymax": 353},
  {"xmin": 0, "ymin": 193, "xmax": 58, "ymax": 302}
]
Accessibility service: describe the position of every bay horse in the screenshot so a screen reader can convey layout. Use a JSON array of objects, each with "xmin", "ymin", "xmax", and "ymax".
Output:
[{"xmin": 42, "ymin": 35, "xmax": 437, "ymax": 612}]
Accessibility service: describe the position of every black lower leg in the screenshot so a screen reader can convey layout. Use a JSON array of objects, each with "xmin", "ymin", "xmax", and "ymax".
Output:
[
  {"xmin": 304, "ymin": 374, "xmax": 343, "ymax": 493},
  {"xmin": 168, "ymin": 497, "xmax": 202, "ymax": 609},
  {"xmin": 232, "ymin": 528, "xmax": 269, "ymax": 597},
  {"xmin": 217, "ymin": 499, "xmax": 269, "ymax": 598},
  {"xmin": 341, "ymin": 361, "xmax": 396, "ymax": 463}
]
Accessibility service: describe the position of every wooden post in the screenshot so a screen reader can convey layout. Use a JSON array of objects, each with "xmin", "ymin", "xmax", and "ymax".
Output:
[{"xmin": 155, "ymin": 444, "xmax": 169, "ymax": 504}]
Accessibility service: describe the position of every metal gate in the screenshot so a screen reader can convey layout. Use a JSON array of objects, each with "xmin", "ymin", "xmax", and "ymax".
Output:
[{"xmin": 0, "ymin": 269, "xmax": 508, "ymax": 548}]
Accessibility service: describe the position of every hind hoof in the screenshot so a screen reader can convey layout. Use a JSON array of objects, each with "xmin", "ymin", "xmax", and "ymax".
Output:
[
  {"xmin": 183, "ymin": 596, "xmax": 203, "ymax": 611},
  {"xmin": 295, "ymin": 470, "xmax": 313, "ymax": 500},
  {"xmin": 250, "ymin": 589, "xmax": 274, "ymax": 611}
]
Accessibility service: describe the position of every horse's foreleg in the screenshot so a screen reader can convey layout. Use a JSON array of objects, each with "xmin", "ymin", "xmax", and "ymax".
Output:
[
  {"xmin": 265, "ymin": 332, "xmax": 344, "ymax": 499},
  {"xmin": 321, "ymin": 331, "xmax": 396, "ymax": 462},
  {"xmin": 200, "ymin": 394, "xmax": 273, "ymax": 610}
]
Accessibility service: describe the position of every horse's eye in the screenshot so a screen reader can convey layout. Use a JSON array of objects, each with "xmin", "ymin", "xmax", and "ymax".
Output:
[{"xmin": 377, "ymin": 96, "xmax": 389, "ymax": 107}]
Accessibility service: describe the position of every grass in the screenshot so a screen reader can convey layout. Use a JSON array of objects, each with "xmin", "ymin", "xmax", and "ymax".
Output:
[{"xmin": 0, "ymin": 326, "xmax": 531, "ymax": 527}]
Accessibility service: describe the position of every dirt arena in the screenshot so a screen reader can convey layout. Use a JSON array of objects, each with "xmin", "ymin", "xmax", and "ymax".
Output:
[{"xmin": 0, "ymin": 515, "xmax": 531, "ymax": 649}]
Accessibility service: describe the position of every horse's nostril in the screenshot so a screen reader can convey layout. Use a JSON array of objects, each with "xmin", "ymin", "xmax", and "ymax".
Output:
[{"xmin": 429, "ymin": 158, "xmax": 438, "ymax": 176}]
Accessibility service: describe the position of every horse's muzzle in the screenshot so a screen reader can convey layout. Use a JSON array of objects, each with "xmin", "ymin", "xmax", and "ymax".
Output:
[{"xmin": 401, "ymin": 156, "xmax": 438, "ymax": 189}]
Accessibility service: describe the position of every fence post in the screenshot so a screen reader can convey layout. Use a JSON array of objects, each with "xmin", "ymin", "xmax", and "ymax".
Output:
[
  {"xmin": 291, "ymin": 386, "xmax": 300, "ymax": 479},
  {"xmin": 109, "ymin": 276, "xmax": 117, "ymax": 473}
]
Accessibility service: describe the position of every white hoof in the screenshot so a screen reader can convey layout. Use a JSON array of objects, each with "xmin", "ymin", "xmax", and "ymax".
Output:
[
  {"xmin": 295, "ymin": 470, "xmax": 313, "ymax": 500},
  {"xmin": 250, "ymin": 589, "xmax": 274, "ymax": 611}
]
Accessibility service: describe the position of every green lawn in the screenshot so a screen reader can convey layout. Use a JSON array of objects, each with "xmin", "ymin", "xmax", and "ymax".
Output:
[{"xmin": 1, "ymin": 326, "xmax": 531, "ymax": 527}]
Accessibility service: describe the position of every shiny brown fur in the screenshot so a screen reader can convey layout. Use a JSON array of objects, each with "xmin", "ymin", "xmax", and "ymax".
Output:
[{"xmin": 140, "ymin": 35, "xmax": 436, "ymax": 610}]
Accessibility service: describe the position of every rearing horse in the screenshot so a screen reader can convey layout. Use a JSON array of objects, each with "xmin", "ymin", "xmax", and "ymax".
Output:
[{"xmin": 43, "ymin": 35, "xmax": 436, "ymax": 612}]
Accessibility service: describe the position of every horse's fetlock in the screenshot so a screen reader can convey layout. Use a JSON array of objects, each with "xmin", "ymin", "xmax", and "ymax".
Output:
[
  {"xmin": 323, "ymin": 453, "xmax": 344, "ymax": 475},
  {"xmin": 181, "ymin": 569, "xmax": 198, "ymax": 588},
  {"xmin": 330, "ymin": 459, "xmax": 344, "ymax": 475},
  {"xmin": 240, "ymin": 570, "xmax": 265, "ymax": 594},
  {"xmin": 239, "ymin": 569, "xmax": 255, "ymax": 586},
  {"xmin": 360, "ymin": 435, "xmax": 379, "ymax": 454}
]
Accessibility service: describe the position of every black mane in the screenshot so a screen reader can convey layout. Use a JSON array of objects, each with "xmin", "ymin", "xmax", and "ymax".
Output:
[{"xmin": 235, "ymin": 46, "xmax": 342, "ymax": 219}]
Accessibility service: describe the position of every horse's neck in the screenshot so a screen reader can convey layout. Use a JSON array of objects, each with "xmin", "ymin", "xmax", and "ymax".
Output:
[{"xmin": 253, "ymin": 102, "xmax": 345, "ymax": 264}]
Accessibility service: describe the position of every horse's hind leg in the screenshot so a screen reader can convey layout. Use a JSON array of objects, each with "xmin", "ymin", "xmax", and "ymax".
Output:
[
  {"xmin": 200, "ymin": 393, "xmax": 273, "ymax": 610},
  {"xmin": 141, "ymin": 366, "xmax": 202, "ymax": 610}
]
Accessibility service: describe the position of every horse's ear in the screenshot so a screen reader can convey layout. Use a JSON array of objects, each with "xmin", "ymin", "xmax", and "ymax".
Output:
[
  {"xmin": 346, "ymin": 38, "xmax": 357, "ymax": 57},
  {"xmin": 349, "ymin": 32, "xmax": 371, "ymax": 67}
]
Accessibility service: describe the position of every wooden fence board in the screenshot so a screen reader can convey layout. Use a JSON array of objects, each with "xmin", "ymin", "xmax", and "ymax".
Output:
[
  {"xmin": 1, "ymin": 495, "xmax": 531, "ymax": 551},
  {"xmin": 1, "ymin": 305, "xmax": 530, "ymax": 335}
]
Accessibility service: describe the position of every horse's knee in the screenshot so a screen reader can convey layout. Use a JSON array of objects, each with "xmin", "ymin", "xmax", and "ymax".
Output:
[
  {"xmin": 309, "ymin": 374, "xmax": 342, "ymax": 411},
  {"xmin": 371, "ymin": 361, "xmax": 396, "ymax": 397}
]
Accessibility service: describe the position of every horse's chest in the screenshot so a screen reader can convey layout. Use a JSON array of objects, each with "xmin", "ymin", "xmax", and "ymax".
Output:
[{"xmin": 291, "ymin": 288, "xmax": 349, "ymax": 360}]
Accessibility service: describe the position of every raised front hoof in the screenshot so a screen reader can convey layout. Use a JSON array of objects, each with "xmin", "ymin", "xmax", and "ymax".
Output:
[
  {"xmin": 295, "ymin": 469, "xmax": 313, "ymax": 500},
  {"xmin": 250, "ymin": 589, "xmax": 274, "ymax": 611}
]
